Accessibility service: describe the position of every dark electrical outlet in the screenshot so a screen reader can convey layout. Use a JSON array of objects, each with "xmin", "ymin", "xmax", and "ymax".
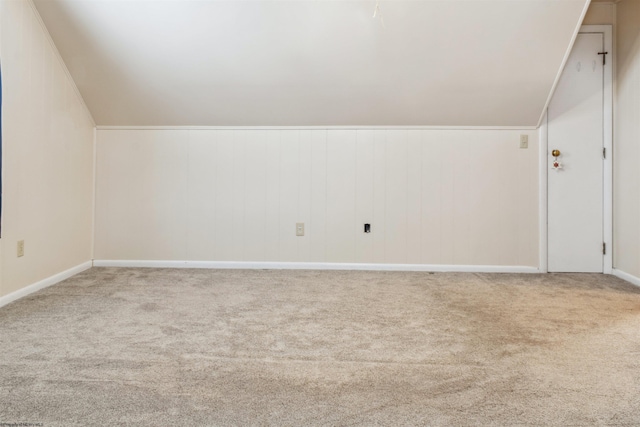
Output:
[{"xmin": 364, "ymin": 224, "xmax": 371, "ymax": 233}]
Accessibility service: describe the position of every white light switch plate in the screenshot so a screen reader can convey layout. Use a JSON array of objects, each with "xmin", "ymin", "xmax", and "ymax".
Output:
[{"xmin": 296, "ymin": 223, "xmax": 304, "ymax": 236}]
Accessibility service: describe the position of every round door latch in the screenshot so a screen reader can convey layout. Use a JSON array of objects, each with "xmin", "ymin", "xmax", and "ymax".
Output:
[{"xmin": 552, "ymin": 149, "xmax": 561, "ymax": 157}]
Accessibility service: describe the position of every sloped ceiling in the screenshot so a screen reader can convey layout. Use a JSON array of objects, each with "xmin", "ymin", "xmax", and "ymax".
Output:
[{"xmin": 33, "ymin": 0, "xmax": 589, "ymax": 127}]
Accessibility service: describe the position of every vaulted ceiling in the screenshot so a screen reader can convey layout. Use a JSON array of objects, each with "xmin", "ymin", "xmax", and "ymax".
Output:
[{"xmin": 34, "ymin": 0, "xmax": 590, "ymax": 127}]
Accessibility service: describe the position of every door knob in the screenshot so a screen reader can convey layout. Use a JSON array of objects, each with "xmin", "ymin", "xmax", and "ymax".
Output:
[{"xmin": 551, "ymin": 149, "xmax": 563, "ymax": 170}]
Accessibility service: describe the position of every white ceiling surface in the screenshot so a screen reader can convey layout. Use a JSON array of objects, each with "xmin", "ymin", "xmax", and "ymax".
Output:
[{"xmin": 34, "ymin": 0, "xmax": 589, "ymax": 127}]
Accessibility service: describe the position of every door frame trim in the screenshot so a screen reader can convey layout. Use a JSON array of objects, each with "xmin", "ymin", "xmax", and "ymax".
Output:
[
  {"xmin": 539, "ymin": 111, "xmax": 548, "ymax": 273},
  {"xmin": 539, "ymin": 25, "xmax": 613, "ymax": 274}
]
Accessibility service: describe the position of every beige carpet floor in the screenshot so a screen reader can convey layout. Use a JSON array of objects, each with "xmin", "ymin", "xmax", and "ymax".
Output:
[{"xmin": 1, "ymin": 268, "xmax": 640, "ymax": 426}]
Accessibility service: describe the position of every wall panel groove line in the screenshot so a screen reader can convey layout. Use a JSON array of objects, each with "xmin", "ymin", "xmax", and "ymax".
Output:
[
  {"xmin": 323, "ymin": 130, "xmax": 328, "ymax": 263},
  {"xmin": 354, "ymin": 131, "xmax": 358, "ymax": 263}
]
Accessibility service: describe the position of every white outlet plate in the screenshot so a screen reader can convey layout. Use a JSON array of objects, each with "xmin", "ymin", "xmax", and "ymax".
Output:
[
  {"xmin": 520, "ymin": 134, "xmax": 528, "ymax": 149},
  {"xmin": 296, "ymin": 223, "xmax": 304, "ymax": 236},
  {"xmin": 17, "ymin": 240, "xmax": 24, "ymax": 257}
]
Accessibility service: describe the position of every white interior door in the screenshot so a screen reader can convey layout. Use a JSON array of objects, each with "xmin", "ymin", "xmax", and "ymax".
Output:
[{"xmin": 548, "ymin": 33, "xmax": 604, "ymax": 273}]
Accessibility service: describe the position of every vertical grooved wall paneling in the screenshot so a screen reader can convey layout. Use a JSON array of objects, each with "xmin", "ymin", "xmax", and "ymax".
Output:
[{"xmin": 95, "ymin": 129, "xmax": 539, "ymax": 267}]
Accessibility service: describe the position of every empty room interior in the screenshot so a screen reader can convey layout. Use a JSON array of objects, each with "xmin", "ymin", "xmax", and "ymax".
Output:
[{"xmin": 1, "ymin": 0, "xmax": 640, "ymax": 424}]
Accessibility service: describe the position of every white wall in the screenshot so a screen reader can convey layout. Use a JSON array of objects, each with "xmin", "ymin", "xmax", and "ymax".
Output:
[
  {"xmin": 614, "ymin": 0, "xmax": 640, "ymax": 277},
  {"xmin": 583, "ymin": 2, "xmax": 615, "ymax": 25},
  {"xmin": 0, "ymin": 0, "xmax": 94, "ymax": 298},
  {"xmin": 95, "ymin": 129, "xmax": 539, "ymax": 268}
]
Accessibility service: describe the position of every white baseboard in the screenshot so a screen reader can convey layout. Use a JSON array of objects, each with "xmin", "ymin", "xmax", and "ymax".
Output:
[
  {"xmin": 612, "ymin": 268, "xmax": 640, "ymax": 288},
  {"xmin": 0, "ymin": 261, "xmax": 93, "ymax": 309},
  {"xmin": 92, "ymin": 259, "xmax": 540, "ymax": 273}
]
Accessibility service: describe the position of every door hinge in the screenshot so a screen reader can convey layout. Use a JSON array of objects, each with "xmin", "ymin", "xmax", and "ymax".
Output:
[
  {"xmin": 603, "ymin": 243, "xmax": 606, "ymax": 255},
  {"xmin": 603, "ymin": 147, "xmax": 606, "ymax": 159},
  {"xmin": 598, "ymin": 51, "xmax": 608, "ymax": 66}
]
